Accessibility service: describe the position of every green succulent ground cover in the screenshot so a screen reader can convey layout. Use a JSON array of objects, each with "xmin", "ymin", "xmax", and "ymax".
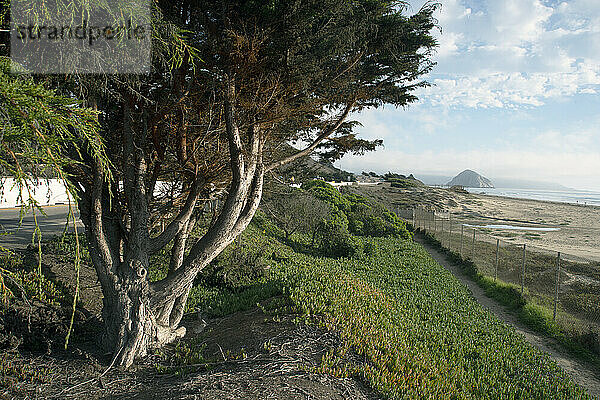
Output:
[
  {"xmin": 179, "ymin": 215, "xmax": 591, "ymax": 399},
  {"xmin": 1, "ymin": 209, "xmax": 592, "ymax": 397},
  {"xmin": 417, "ymin": 230, "xmax": 600, "ymax": 371}
]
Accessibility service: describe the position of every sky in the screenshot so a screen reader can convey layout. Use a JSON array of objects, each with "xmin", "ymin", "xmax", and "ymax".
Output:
[{"xmin": 336, "ymin": 0, "xmax": 600, "ymax": 191}]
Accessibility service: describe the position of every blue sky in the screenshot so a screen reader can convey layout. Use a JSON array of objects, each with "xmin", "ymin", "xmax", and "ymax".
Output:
[{"xmin": 337, "ymin": 0, "xmax": 600, "ymax": 190}]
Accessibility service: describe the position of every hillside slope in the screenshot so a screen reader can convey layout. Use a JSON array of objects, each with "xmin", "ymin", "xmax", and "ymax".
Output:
[{"xmin": 1, "ymin": 200, "xmax": 593, "ymax": 398}]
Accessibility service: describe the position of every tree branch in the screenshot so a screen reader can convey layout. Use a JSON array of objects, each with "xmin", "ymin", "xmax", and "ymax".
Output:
[
  {"xmin": 265, "ymin": 102, "xmax": 355, "ymax": 172},
  {"xmin": 149, "ymin": 177, "xmax": 203, "ymax": 254},
  {"xmin": 79, "ymin": 158, "xmax": 122, "ymax": 298},
  {"xmin": 149, "ymin": 165, "xmax": 264, "ymax": 310},
  {"xmin": 224, "ymin": 77, "xmax": 245, "ymax": 182},
  {"xmin": 122, "ymin": 98, "xmax": 150, "ymax": 265},
  {"xmin": 149, "ymin": 123, "xmax": 263, "ymax": 310}
]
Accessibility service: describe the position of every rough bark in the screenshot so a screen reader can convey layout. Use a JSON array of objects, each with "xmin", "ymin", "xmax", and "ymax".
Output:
[
  {"xmin": 75, "ymin": 79, "xmax": 268, "ymax": 368},
  {"xmin": 148, "ymin": 78, "xmax": 264, "ymax": 312},
  {"xmin": 156, "ymin": 216, "xmax": 194, "ymax": 326},
  {"xmin": 101, "ymin": 260, "xmax": 185, "ymax": 367}
]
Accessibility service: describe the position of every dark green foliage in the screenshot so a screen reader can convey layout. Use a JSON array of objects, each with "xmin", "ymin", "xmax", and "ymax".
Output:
[
  {"xmin": 383, "ymin": 172, "xmax": 423, "ymax": 188},
  {"xmin": 201, "ymin": 237, "xmax": 270, "ymax": 290},
  {"xmin": 348, "ymin": 201, "xmax": 411, "ymax": 238},
  {"xmin": 479, "ymin": 276, "xmax": 527, "ymax": 310},
  {"xmin": 1, "ymin": 267, "xmax": 66, "ymax": 309},
  {"xmin": 302, "ymin": 180, "xmax": 351, "ymax": 213},
  {"xmin": 315, "ymin": 217, "xmax": 360, "ymax": 258},
  {"xmin": 345, "ymin": 192, "xmax": 370, "ymax": 209},
  {"xmin": 299, "ymin": 180, "xmax": 410, "ymax": 257},
  {"xmin": 382, "ymin": 172, "xmax": 407, "ymax": 180},
  {"xmin": 321, "ymin": 171, "xmax": 357, "ymax": 182},
  {"xmin": 390, "ymin": 180, "xmax": 420, "ymax": 188},
  {"xmin": 299, "ymin": 180, "xmax": 356, "ymax": 257},
  {"xmin": 0, "ymin": 248, "xmax": 67, "ymax": 307},
  {"xmin": 251, "ymin": 210, "xmax": 286, "ymax": 239},
  {"xmin": 44, "ymin": 235, "xmax": 90, "ymax": 263},
  {"xmin": 188, "ymin": 219, "xmax": 293, "ymax": 317}
]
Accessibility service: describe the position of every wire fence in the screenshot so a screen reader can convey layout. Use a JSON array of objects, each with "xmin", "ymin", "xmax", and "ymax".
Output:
[{"xmin": 396, "ymin": 208, "xmax": 600, "ymax": 355}]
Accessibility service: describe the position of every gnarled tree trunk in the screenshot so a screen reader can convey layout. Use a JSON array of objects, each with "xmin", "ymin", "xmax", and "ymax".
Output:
[
  {"xmin": 100, "ymin": 261, "xmax": 186, "ymax": 367},
  {"xmin": 75, "ymin": 78, "xmax": 266, "ymax": 367}
]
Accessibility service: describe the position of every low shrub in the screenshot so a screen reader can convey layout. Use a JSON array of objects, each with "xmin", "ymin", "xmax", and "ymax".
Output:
[{"xmin": 301, "ymin": 181, "xmax": 411, "ymax": 254}]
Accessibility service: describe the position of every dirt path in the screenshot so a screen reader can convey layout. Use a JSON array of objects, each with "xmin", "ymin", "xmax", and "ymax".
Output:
[{"xmin": 414, "ymin": 234, "xmax": 600, "ymax": 398}]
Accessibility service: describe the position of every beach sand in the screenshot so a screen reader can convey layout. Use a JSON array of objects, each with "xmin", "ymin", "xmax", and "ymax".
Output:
[{"xmin": 352, "ymin": 183, "xmax": 600, "ymax": 262}]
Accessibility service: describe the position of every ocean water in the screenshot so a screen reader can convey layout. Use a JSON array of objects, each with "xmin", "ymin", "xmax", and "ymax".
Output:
[
  {"xmin": 463, "ymin": 187, "xmax": 600, "ymax": 207},
  {"xmin": 463, "ymin": 223, "xmax": 560, "ymax": 231}
]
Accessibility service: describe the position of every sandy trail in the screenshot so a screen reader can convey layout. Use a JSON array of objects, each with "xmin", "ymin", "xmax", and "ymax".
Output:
[{"xmin": 414, "ymin": 233, "xmax": 600, "ymax": 398}]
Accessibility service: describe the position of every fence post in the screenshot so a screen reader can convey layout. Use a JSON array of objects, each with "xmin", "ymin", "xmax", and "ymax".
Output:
[
  {"xmin": 440, "ymin": 219, "xmax": 444, "ymax": 245},
  {"xmin": 412, "ymin": 209, "xmax": 416, "ymax": 229},
  {"xmin": 494, "ymin": 239, "xmax": 499, "ymax": 281},
  {"xmin": 449, "ymin": 216, "xmax": 453, "ymax": 250},
  {"xmin": 427, "ymin": 211, "xmax": 430, "ymax": 232},
  {"xmin": 521, "ymin": 244, "xmax": 526, "ymax": 295},
  {"xmin": 460, "ymin": 225, "xmax": 464, "ymax": 255},
  {"xmin": 434, "ymin": 213, "xmax": 437, "ymax": 233},
  {"xmin": 471, "ymin": 229, "xmax": 476, "ymax": 260},
  {"xmin": 553, "ymin": 252, "xmax": 561, "ymax": 320}
]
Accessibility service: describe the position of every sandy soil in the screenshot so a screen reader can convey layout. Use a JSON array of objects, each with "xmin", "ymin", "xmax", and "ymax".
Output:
[
  {"xmin": 1, "ymin": 247, "xmax": 378, "ymax": 400},
  {"xmin": 453, "ymin": 193, "xmax": 600, "ymax": 262},
  {"xmin": 353, "ymin": 183, "xmax": 600, "ymax": 262},
  {"xmin": 2, "ymin": 306, "xmax": 378, "ymax": 400}
]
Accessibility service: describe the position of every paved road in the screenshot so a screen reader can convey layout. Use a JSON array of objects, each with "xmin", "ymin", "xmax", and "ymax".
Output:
[{"xmin": 0, "ymin": 205, "xmax": 82, "ymax": 249}]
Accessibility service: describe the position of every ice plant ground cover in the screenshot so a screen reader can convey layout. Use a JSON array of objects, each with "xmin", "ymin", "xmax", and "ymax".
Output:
[
  {"xmin": 170, "ymin": 215, "xmax": 591, "ymax": 399},
  {"xmin": 0, "ymin": 211, "xmax": 592, "ymax": 398}
]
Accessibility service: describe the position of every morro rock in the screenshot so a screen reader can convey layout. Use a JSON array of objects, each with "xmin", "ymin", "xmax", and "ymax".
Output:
[{"xmin": 447, "ymin": 170, "xmax": 494, "ymax": 188}]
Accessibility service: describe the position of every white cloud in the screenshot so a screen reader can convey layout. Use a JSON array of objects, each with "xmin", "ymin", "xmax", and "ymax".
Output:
[
  {"xmin": 409, "ymin": 0, "xmax": 600, "ymax": 108},
  {"xmin": 476, "ymin": 0, "xmax": 553, "ymax": 46},
  {"xmin": 436, "ymin": 31, "xmax": 464, "ymax": 58},
  {"xmin": 353, "ymin": 106, "xmax": 452, "ymax": 141},
  {"xmin": 532, "ymin": 130, "xmax": 596, "ymax": 152},
  {"xmin": 420, "ymin": 64, "xmax": 600, "ymax": 108}
]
